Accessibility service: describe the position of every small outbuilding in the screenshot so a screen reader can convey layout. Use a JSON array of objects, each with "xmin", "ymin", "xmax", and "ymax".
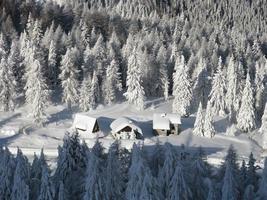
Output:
[
  {"xmin": 153, "ymin": 113, "xmax": 181, "ymax": 136},
  {"xmin": 110, "ymin": 117, "xmax": 143, "ymax": 139},
  {"xmin": 72, "ymin": 114, "xmax": 102, "ymax": 137}
]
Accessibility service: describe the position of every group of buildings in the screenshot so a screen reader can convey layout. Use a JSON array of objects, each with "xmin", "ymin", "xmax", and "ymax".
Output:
[{"xmin": 71, "ymin": 113, "xmax": 181, "ymax": 139}]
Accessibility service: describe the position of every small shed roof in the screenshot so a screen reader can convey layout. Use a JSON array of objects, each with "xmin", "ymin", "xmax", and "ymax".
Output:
[
  {"xmin": 110, "ymin": 117, "xmax": 143, "ymax": 135},
  {"xmin": 72, "ymin": 114, "xmax": 98, "ymax": 133},
  {"xmin": 153, "ymin": 114, "xmax": 170, "ymax": 130},
  {"xmin": 153, "ymin": 113, "xmax": 181, "ymax": 130},
  {"xmin": 166, "ymin": 113, "xmax": 181, "ymax": 124}
]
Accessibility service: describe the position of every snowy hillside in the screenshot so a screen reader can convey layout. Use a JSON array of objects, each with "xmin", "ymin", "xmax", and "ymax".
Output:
[{"xmin": 0, "ymin": 98, "xmax": 263, "ymax": 166}]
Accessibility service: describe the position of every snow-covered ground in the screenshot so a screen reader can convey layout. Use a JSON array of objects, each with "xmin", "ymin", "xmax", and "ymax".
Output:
[{"xmin": 0, "ymin": 98, "xmax": 264, "ymax": 166}]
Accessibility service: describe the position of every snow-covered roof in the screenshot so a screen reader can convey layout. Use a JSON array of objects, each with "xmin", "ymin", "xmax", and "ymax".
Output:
[
  {"xmin": 153, "ymin": 114, "xmax": 170, "ymax": 130},
  {"xmin": 72, "ymin": 114, "xmax": 98, "ymax": 133},
  {"xmin": 166, "ymin": 113, "xmax": 181, "ymax": 124},
  {"xmin": 110, "ymin": 117, "xmax": 143, "ymax": 135},
  {"xmin": 153, "ymin": 113, "xmax": 181, "ymax": 130}
]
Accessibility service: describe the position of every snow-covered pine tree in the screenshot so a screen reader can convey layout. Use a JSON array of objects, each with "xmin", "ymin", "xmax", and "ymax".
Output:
[
  {"xmin": 261, "ymin": 103, "xmax": 267, "ymax": 149},
  {"xmin": 237, "ymin": 72, "xmax": 256, "ymax": 132},
  {"xmin": 88, "ymin": 71, "xmax": 100, "ymax": 110},
  {"xmin": 203, "ymin": 101, "xmax": 215, "ymax": 138},
  {"xmin": 192, "ymin": 58, "xmax": 210, "ymax": 110},
  {"xmin": 139, "ymin": 169, "xmax": 162, "ymax": 200},
  {"xmin": 59, "ymin": 48, "xmax": 79, "ymax": 110},
  {"xmin": 121, "ymin": 33, "xmax": 135, "ymax": 86},
  {"xmin": 124, "ymin": 46, "xmax": 145, "ymax": 110},
  {"xmin": 157, "ymin": 45, "xmax": 169, "ymax": 100},
  {"xmin": 168, "ymin": 162, "xmax": 192, "ymax": 200},
  {"xmin": 193, "ymin": 102, "xmax": 205, "ymax": 137},
  {"xmin": 47, "ymin": 40, "xmax": 58, "ymax": 89},
  {"xmin": 108, "ymin": 30, "xmax": 121, "ymax": 57},
  {"xmin": 92, "ymin": 33, "xmax": 106, "ymax": 65},
  {"xmin": 125, "ymin": 143, "xmax": 148, "ymax": 200},
  {"xmin": 0, "ymin": 33, "xmax": 8, "ymax": 59},
  {"xmin": 225, "ymin": 56, "xmax": 239, "ymax": 114},
  {"xmin": 79, "ymin": 74, "xmax": 92, "ymax": 111},
  {"xmin": 246, "ymin": 152, "xmax": 258, "ymax": 190},
  {"xmin": 239, "ymin": 160, "xmax": 247, "ymax": 196},
  {"xmin": 256, "ymin": 158, "xmax": 267, "ymax": 199},
  {"xmin": 105, "ymin": 141, "xmax": 123, "ymax": 200},
  {"xmin": 218, "ymin": 145, "xmax": 240, "ymax": 183},
  {"xmin": 209, "ymin": 57, "xmax": 226, "ymax": 116},
  {"xmin": 32, "ymin": 20, "xmax": 43, "ymax": 47},
  {"xmin": 103, "ymin": 59, "xmax": 122, "ymax": 105},
  {"xmin": 54, "ymin": 133, "xmax": 86, "ymax": 199},
  {"xmin": 80, "ymin": 21, "xmax": 90, "ymax": 48},
  {"xmin": 83, "ymin": 151, "xmax": 105, "ymax": 200},
  {"xmin": 149, "ymin": 140, "xmax": 164, "ymax": 176},
  {"xmin": 37, "ymin": 166, "xmax": 54, "ymax": 200},
  {"xmin": 30, "ymin": 149, "xmax": 47, "ymax": 200},
  {"xmin": 7, "ymin": 39, "xmax": 22, "ymax": 92},
  {"xmin": 158, "ymin": 143, "xmax": 177, "ymax": 198},
  {"xmin": 221, "ymin": 161, "xmax": 238, "ymax": 200},
  {"xmin": 0, "ymin": 147, "xmax": 16, "ymax": 199},
  {"xmin": 83, "ymin": 44, "xmax": 95, "ymax": 76},
  {"xmin": 89, "ymin": 26, "xmax": 97, "ymax": 47},
  {"xmin": 11, "ymin": 149, "xmax": 30, "ymax": 200},
  {"xmin": 172, "ymin": 54, "xmax": 192, "ymax": 116},
  {"xmin": 0, "ymin": 57, "xmax": 16, "ymax": 111},
  {"xmin": 190, "ymin": 148, "xmax": 210, "ymax": 199},
  {"xmin": 25, "ymin": 55, "xmax": 50, "ymax": 125},
  {"xmin": 255, "ymin": 61, "xmax": 266, "ymax": 118}
]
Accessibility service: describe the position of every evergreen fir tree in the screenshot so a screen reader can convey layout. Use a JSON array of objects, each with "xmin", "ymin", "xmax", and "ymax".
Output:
[
  {"xmin": 59, "ymin": 48, "xmax": 79, "ymax": 109},
  {"xmin": 139, "ymin": 170, "xmax": 162, "ymax": 200},
  {"xmin": 256, "ymin": 158, "xmax": 267, "ymax": 199},
  {"xmin": 47, "ymin": 40, "xmax": 58, "ymax": 89},
  {"xmin": 192, "ymin": 58, "xmax": 210, "ymax": 110},
  {"xmin": 246, "ymin": 152, "xmax": 258, "ymax": 189},
  {"xmin": 103, "ymin": 59, "xmax": 122, "ymax": 105},
  {"xmin": 190, "ymin": 148, "xmax": 210, "ymax": 199},
  {"xmin": 105, "ymin": 141, "xmax": 123, "ymax": 200},
  {"xmin": 83, "ymin": 151, "xmax": 105, "ymax": 200},
  {"xmin": 11, "ymin": 149, "xmax": 30, "ymax": 200},
  {"xmin": 221, "ymin": 161, "xmax": 238, "ymax": 200},
  {"xmin": 158, "ymin": 143, "xmax": 177, "ymax": 198},
  {"xmin": 25, "ymin": 55, "xmax": 50, "ymax": 125},
  {"xmin": 88, "ymin": 71, "xmax": 100, "ymax": 110},
  {"xmin": 125, "ymin": 144, "xmax": 148, "ymax": 200},
  {"xmin": 209, "ymin": 57, "xmax": 226, "ymax": 116},
  {"xmin": 0, "ymin": 147, "xmax": 16, "ymax": 200},
  {"xmin": 79, "ymin": 74, "xmax": 92, "ymax": 111},
  {"xmin": 124, "ymin": 46, "xmax": 145, "ymax": 110},
  {"xmin": 0, "ymin": 33, "xmax": 8, "ymax": 59},
  {"xmin": 225, "ymin": 56, "xmax": 239, "ymax": 114},
  {"xmin": 38, "ymin": 166, "xmax": 54, "ymax": 200},
  {"xmin": 193, "ymin": 102, "xmax": 205, "ymax": 137},
  {"xmin": 203, "ymin": 101, "xmax": 215, "ymax": 138},
  {"xmin": 172, "ymin": 54, "xmax": 192, "ymax": 116},
  {"xmin": 0, "ymin": 57, "xmax": 16, "ymax": 111},
  {"xmin": 7, "ymin": 39, "xmax": 22, "ymax": 92},
  {"xmin": 237, "ymin": 72, "xmax": 256, "ymax": 132},
  {"xmin": 168, "ymin": 162, "xmax": 192, "ymax": 200}
]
